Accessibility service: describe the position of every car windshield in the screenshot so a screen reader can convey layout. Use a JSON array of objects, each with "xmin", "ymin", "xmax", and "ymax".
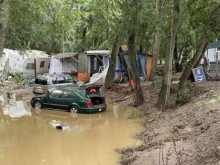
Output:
[{"xmin": 75, "ymin": 89, "xmax": 86, "ymax": 98}]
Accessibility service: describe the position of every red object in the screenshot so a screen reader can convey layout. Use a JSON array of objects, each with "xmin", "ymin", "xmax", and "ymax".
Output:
[
  {"xmin": 86, "ymin": 100, "xmax": 93, "ymax": 106},
  {"xmin": 90, "ymin": 88, "xmax": 96, "ymax": 92},
  {"xmin": 129, "ymin": 80, "xmax": 134, "ymax": 88},
  {"xmin": 103, "ymin": 98, "xmax": 106, "ymax": 104},
  {"xmin": 47, "ymin": 82, "xmax": 50, "ymax": 85}
]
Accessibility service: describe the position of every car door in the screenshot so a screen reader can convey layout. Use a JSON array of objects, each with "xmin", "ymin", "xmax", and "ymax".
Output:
[
  {"xmin": 59, "ymin": 90, "xmax": 76, "ymax": 109},
  {"xmin": 44, "ymin": 89, "xmax": 67, "ymax": 110},
  {"xmin": 64, "ymin": 76, "xmax": 78, "ymax": 87},
  {"xmin": 55, "ymin": 76, "xmax": 66, "ymax": 87}
]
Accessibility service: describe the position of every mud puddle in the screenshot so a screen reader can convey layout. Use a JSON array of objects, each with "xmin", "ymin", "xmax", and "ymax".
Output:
[{"xmin": 0, "ymin": 94, "xmax": 144, "ymax": 165}]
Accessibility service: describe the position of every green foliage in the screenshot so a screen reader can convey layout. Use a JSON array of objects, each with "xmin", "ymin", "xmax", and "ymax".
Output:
[
  {"xmin": 13, "ymin": 72, "xmax": 24, "ymax": 84},
  {"xmin": 191, "ymin": 116, "xmax": 201, "ymax": 126},
  {"xmin": 129, "ymin": 108, "xmax": 144, "ymax": 119},
  {"xmin": 176, "ymin": 82, "xmax": 190, "ymax": 105},
  {"xmin": 2, "ymin": 0, "xmax": 220, "ymax": 63},
  {"xmin": 153, "ymin": 76, "xmax": 162, "ymax": 86},
  {"xmin": 196, "ymin": 97, "xmax": 220, "ymax": 107},
  {"xmin": 159, "ymin": 112, "xmax": 165, "ymax": 119}
]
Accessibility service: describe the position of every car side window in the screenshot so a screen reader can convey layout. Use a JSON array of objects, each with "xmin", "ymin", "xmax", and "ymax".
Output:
[
  {"xmin": 64, "ymin": 76, "xmax": 74, "ymax": 83},
  {"xmin": 52, "ymin": 77, "xmax": 57, "ymax": 84},
  {"xmin": 50, "ymin": 90, "xmax": 63, "ymax": 98},
  {"xmin": 57, "ymin": 77, "xmax": 65, "ymax": 84},
  {"xmin": 62, "ymin": 90, "xmax": 75, "ymax": 98}
]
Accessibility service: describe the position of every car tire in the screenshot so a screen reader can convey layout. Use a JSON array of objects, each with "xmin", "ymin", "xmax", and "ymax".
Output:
[
  {"xmin": 33, "ymin": 101, "xmax": 43, "ymax": 109},
  {"xmin": 69, "ymin": 106, "xmax": 80, "ymax": 113}
]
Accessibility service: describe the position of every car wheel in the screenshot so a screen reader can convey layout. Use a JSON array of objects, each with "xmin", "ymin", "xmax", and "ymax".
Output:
[
  {"xmin": 34, "ymin": 101, "xmax": 42, "ymax": 109},
  {"xmin": 69, "ymin": 106, "xmax": 80, "ymax": 113}
]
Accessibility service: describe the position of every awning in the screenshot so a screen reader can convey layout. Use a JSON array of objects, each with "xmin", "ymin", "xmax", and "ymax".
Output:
[
  {"xmin": 85, "ymin": 50, "xmax": 111, "ymax": 56},
  {"xmin": 54, "ymin": 52, "xmax": 78, "ymax": 58},
  {"xmin": 208, "ymin": 40, "xmax": 220, "ymax": 49}
]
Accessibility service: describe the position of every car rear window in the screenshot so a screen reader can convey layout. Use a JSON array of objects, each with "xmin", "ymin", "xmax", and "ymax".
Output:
[
  {"xmin": 75, "ymin": 90, "xmax": 86, "ymax": 98},
  {"xmin": 35, "ymin": 78, "xmax": 47, "ymax": 85}
]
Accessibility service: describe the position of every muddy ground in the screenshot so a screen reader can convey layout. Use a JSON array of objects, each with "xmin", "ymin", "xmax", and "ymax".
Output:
[
  {"xmin": 104, "ymin": 81, "xmax": 220, "ymax": 165},
  {"xmin": 2, "ymin": 79, "xmax": 220, "ymax": 165}
]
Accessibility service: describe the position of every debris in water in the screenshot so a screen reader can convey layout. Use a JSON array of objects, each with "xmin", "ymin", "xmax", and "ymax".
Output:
[{"xmin": 56, "ymin": 125, "xmax": 70, "ymax": 130}]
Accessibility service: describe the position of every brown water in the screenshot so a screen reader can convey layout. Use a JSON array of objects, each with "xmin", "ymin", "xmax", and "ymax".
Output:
[{"xmin": 0, "ymin": 95, "xmax": 144, "ymax": 165}]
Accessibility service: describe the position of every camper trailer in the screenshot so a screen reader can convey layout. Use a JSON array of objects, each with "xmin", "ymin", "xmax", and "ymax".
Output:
[
  {"xmin": 0, "ymin": 49, "xmax": 50, "ymax": 79},
  {"xmin": 49, "ymin": 52, "xmax": 78, "ymax": 75}
]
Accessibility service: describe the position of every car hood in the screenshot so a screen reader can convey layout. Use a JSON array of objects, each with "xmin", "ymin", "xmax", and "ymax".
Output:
[{"xmin": 33, "ymin": 94, "xmax": 46, "ymax": 99}]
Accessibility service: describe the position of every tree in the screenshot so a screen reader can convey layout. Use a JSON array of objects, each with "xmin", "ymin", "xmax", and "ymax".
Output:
[
  {"xmin": 178, "ymin": 4, "xmax": 220, "ymax": 90},
  {"xmin": 104, "ymin": 36, "xmax": 121, "ymax": 90},
  {"xmin": 150, "ymin": 0, "xmax": 163, "ymax": 80},
  {"xmin": 157, "ymin": 0, "xmax": 180, "ymax": 109},
  {"xmin": 0, "ymin": 0, "xmax": 10, "ymax": 53},
  {"xmin": 125, "ymin": 0, "xmax": 144, "ymax": 106}
]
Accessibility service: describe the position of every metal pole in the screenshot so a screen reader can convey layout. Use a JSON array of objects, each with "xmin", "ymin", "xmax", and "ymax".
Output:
[{"xmin": 34, "ymin": 58, "xmax": 37, "ymax": 78}]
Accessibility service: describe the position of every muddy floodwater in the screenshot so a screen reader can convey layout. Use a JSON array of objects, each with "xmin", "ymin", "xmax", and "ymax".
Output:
[{"xmin": 0, "ymin": 95, "xmax": 144, "ymax": 165}]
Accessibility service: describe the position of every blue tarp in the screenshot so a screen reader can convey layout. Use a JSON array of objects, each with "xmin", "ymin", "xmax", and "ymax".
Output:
[{"xmin": 116, "ymin": 52, "xmax": 148, "ymax": 77}]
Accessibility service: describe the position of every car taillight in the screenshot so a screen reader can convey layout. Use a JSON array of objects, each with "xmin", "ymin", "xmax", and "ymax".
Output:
[
  {"xmin": 103, "ymin": 99, "xmax": 106, "ymax": 104},
  {"xmin": 86, "ymin": 100, "xmax": 93, "ymax": 106}
]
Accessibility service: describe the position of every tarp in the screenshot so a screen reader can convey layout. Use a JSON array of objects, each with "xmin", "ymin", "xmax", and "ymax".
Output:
[
  {"xmin": 49, "ymin": 56, "xmax": 62, "ymax": 74},
  {"xmin": 86, "ymin": 67, "xmax": 108, "ymax": 85}
]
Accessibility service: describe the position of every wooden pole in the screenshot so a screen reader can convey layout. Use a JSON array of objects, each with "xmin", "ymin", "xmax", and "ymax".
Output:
[
  {"xmin": 216, "ymin": 49, "xmax": 218, "ymax": 79},
  {"xmin": 34, "ymin": 58, "xmax": 37, "ymax": 78}
]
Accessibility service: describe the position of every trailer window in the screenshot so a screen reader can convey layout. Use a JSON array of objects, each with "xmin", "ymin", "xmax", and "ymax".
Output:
[
  {"xmin": 40, "ymin": 61, "xmax": 45, "ymax": 68},
  {"xmin": 26, "ymin": 63, "xmax": 34, "ymax": 70}
]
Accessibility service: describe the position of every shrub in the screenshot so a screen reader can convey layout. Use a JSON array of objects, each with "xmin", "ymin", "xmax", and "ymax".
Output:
[{"xmin": 176, "ymin": 82, "xmax": 190, "ymax": 105}]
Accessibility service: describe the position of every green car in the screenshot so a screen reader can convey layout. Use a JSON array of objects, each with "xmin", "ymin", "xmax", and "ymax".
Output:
[{"xmin": 31, "ymin": 86, "xmax": 107, "ymax": 113}]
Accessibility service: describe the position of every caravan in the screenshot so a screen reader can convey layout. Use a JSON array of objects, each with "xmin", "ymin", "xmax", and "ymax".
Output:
[{"xmin": 0, "ymin": 49, "xmax": 50, "ymax": 79}]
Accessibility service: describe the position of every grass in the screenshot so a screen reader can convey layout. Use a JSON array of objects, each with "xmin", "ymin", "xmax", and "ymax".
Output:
[
  {"xmin": 129, "ymin": 108, "xmax": 145, "ymax": 119},
  {"xmin": 196, "ymin": 97, "xmax": 220, "ymax": 106}
]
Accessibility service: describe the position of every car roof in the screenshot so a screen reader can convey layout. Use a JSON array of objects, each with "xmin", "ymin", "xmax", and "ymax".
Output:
[
  {"xmin": 36, "ymin": 74, "xmax": 73, "ymax": 79},
  {"xmin": 53, "ymin": 85, "xmax": 101, "ymax": 91}
]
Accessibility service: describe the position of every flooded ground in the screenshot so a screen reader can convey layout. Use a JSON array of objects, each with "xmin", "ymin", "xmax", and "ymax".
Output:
[{"xmin": 0, "ymin": 95, "xmax": 144, "ymax": 165}]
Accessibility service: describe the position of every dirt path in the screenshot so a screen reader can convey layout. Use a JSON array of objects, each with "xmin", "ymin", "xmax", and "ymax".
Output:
[{"xmin": 104, "ymin": 81, "xmax": 220, "ymax": 165}]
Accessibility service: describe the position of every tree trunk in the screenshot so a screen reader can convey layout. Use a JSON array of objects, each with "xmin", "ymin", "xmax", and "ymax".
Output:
[
  {"xmin": 149, "ymin": 0, "xmax": 163, "ymax": 81},
  {"xmin": 0, "ymin": 0, "xmax": 10, "ymax": 53},
  {"xmin": 173, "ymin": 35, "xmax": 181, "ymax": 72},
  {"xmin": 60, "ymin": 30, "xmax": 65, "ymax": 53},
  {"xmin": 157, "ymin": 0, "xmax": 180, "ymax": 109},
  {"xmin": 82, "ymin": 27, "xmax": 87, "ymax": 51},
  {"xmin": 179, "ymin": 34, "xmax": 209, "ymax": 90},
  {"xmin": 127, "ymin": 31, "xmax": 144, "ymax": 106},
  {"xmin": 118, "ymin": 47, "xmax": 132, "ymax": 80},
  {"xmin": 195, "ymin": 42, "xmax": 208, "ymax": 68},
  {"xmin": 126, "ymin": 1, "xmax": 144, "ymax": 106},
  {"xmin": 104, "ymin": 36, "xmax": 121, "ymax": 90}
]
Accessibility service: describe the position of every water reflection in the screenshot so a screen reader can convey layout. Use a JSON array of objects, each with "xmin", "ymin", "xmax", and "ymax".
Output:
[
  {"xmin": 0, "ymin": 94, "xmax": 31, "ymax": 118},
  {"xmin": 0, "ymin": 96, "xmax": 144, "ymax": 165}
]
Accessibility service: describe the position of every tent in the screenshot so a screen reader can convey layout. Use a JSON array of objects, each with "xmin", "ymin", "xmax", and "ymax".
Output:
[{"xmin": 114, "ymin": 52, "xmax": 151, "ymax": 82}]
